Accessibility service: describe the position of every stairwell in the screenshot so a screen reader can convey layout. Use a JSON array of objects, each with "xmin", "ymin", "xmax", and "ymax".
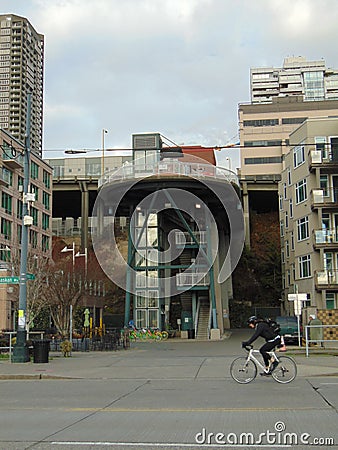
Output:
[{"xmin": 196, "ymin": 298, "xmax": 210, "ymax": 340}]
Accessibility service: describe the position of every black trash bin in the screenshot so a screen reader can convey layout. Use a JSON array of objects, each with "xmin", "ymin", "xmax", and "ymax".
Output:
[
  {"xmin": 33, "ymin": 340, "xmax": 50, "ymax": 363},
  {"xmin": 187, "ymin": 329, "xmax": 195, "ymax": 339}
]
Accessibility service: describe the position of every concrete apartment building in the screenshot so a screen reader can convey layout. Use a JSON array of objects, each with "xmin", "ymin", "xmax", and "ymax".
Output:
[
  {"xmin": 279, "ymin": 117, "xmax": 338, "ymax": 333},
  {"xmin": 0, "ymin": 128, "xmax": 53, "ymax": 331},
  {"xmin": 0, "ymin": 14, "xmax": 44, "ymax": 155},
  {"xmin": 239, "ymin": 57, "xmax": 338, "ymax": 247}
]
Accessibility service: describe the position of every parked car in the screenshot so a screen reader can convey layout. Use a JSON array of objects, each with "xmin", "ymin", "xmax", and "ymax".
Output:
[{"xmin": 275, "ymin": 316, "xmax": 302, "ymax": 344}]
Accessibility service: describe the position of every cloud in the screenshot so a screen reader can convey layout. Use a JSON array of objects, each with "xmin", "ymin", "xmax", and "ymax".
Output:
[{"xmin": 2, "ymin": 0, "xmax": 338, "ymax": 168}]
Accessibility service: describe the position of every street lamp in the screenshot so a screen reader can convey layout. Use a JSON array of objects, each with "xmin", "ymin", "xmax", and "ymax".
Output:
[
  {"xmin": 75, "ymin": 247, "xmax": 88, "ymax": 278},
  {"xmin": 61, "ymin": 242, "xmax": 75, "ymax": 268},
  {"xmin": 12, "ymin": 93, "xmax": 33, "ymax": 363},
  {"xmin": 102, "ymin": 129, "xmax": 108, "ymax": 177}
]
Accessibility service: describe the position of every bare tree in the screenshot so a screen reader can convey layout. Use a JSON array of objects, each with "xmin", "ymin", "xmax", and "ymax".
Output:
[
  {"xmin": 42, "ymin": 264, "xmax": 84, "ymax": 339},
  {"xmin": 10, "ymin": 251, "xmax": 50, "ymax": 334}
]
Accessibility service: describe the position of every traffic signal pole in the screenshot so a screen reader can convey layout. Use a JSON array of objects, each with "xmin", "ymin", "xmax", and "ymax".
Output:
[{"xmin": 12, "ymin": 93, "xmax": 32, "ymax": 363}]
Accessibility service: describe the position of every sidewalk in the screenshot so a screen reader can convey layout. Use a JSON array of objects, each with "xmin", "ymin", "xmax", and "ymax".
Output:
[{"xmin": 1, "ymin": 332, "xmax": 338, "ymax": 380}]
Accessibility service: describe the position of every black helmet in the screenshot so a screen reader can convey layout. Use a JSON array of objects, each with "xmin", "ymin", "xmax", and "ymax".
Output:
[{"xmin": 247, "ymin": 315, "xmax": 258, "ymax": 325}]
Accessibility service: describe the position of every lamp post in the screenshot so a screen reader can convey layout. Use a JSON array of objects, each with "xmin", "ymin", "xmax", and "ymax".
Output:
[
  {"xmin": 75, "ymin": 247, "xmax": 88, "ymax": 278},
  {"xmin": 61, "ymin": 242, "xmax": 75, "ymax": 268},
  {"xmin": 12, "ymin": 93, "xmax": 32, "ymax": 363},
  {"xmin": 102, "ymin": 129, "xmax": 108, "ymax": 177}
]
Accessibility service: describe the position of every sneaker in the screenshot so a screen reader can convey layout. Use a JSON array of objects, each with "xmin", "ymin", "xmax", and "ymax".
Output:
[
  {"xmin": 260, "ymin": 371, "xmax": 271, "ymax": 376},
  {"xmin": 270, "ymin": 361, "xmax": 279, "ymax": 372}
]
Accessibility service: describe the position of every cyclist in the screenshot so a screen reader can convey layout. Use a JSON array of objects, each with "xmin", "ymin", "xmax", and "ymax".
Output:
[{"xmin": 242, "ymin": 316, "xmax": 281, "ymax": 376}]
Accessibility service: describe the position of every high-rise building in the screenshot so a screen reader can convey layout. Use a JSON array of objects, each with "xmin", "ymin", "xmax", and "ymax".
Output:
[
  {"xmin": 0, "ymin": 14, "xmax": 44, "ymax": 155},
  {"xmin": 239, "ymin": 57, "xmax": 338, "ymax": 246},
  {"xmin": 250, "ymin": 56, "xmax": 338, "ymax": 104}
]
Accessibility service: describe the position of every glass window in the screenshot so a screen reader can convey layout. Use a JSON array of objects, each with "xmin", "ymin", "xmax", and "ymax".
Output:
[
  {"xmin": 293, "ymin": 144, "xmax": 305, "ymax": 168},
  {"xmin": 295, "ymin": 179, "xmax": 307, "ymax": 204},
  {"xmin": 315, "ymin": 137, "xmax": 327, "ymax": 159},
  {"xmin": 299, "ymin": 255, "xmax": 311, "ymax": 278},
  {"xmin": 297, "ymin": 216, "xmax": 309, "ymax": 241},
  {"xmin": 30, "ymin": 161, "xmax": 39, "ymax": 179},
  {"xmin": 42, "ymin": 213, "xmax": 49, "ymax": 230},
  {"xmin": 136, "ymin": 309, "xmax": 146, "ymax": 328},
  {"xmin": 43, "ymin": 170, "xmax": 50, "ymax": 188},
  {"xmin": 148, "ymin": 290, "xmax": 159, "ymax": 308},
  {"xmin": 1, "ymin": 191, "xmax": 12, "ymax": 213},
  {"xmin": 136, "ymin": 291, "xmax": 146, "ymax": 308},
  {"xmin": 42, "ymin": 191, "xmax": 50, "ymax": 210},
  {"xmin": 42, "ymin": 234, "xmax": 49, "ymax": 252},
  {"xmin": 320, "ymin": 175, "xmax": 329, "ymax": 197},
  {"xmin": 31, "ymin": 207, "xmax": 38, "ymax": 226},
  {"xmin": 289, "ymin": 199, "xmax": 293, "ymax": 218},
  {"xmin": 30, "ymin": 230, "xmax": 37, "ymax": 249},
  {"xmin": 148, "ymin": 309, "xmax": 158, "ymax": 328},
  {"xmin": 303, "ymin": 71, "xmax": 324, "ymax": 101},
  {"xmin": 325, "ymin": 293, "xmax": 335, "ymax": 309},
  {"xmin": 287, "ymin": 168, "xmax": 292, "ymax": 186},
  {"xmin": 1, "ymin": 217, "xmax": 11, "ymax": 239}
]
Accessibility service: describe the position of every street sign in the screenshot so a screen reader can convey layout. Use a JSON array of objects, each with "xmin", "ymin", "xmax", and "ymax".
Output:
[
  {"xmin": 0, "ymin": 276, "xmax": 19, "ymax": 284},
  {"xmin": 288, "ymin": 294, "xmax": 297, "ymax": 302},
  {"xmin": 0, "ymin": 274, "xmax": 35, "ymax": 284}
]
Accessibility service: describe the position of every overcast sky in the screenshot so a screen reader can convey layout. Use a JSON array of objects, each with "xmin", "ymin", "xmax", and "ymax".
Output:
[{"xmin": 2, "ymin": 0, "xmax": 338, "ymax": 169}]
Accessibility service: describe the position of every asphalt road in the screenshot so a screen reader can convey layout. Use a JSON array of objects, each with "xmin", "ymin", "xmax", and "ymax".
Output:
[{"xmin": 0, "ymin": 330, "xmax": 337, "ymax": 450}]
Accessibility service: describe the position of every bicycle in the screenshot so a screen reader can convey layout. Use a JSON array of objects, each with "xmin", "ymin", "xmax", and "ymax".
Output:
[{"xmin": 230, "ymin": 345, "xmax": 297, "ymax": 384}]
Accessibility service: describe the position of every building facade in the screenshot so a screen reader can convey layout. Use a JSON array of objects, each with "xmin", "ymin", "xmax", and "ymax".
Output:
[
  {"xmin": 239, "ymin": 57, "xmax": 338, "ymax": 247},
  {"xmin": 0, "ymin": 14, "xmax": 44, "ymax": 155},
  {"xmin": 279, "ymin": 117, "xmax": 338, "ymax": 316},
  {"xmin": 251, "ymin": 56, "xmax": 338, "ymax": 104},
  {"xmin": 0, "ymin": 128, "xmax": 53, "ymax": 331}
]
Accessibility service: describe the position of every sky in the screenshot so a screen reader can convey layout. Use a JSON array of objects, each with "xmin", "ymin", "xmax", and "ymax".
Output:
[{"xmin": 2, "ymin": 0, "xmax": 338, "ymax": 169}]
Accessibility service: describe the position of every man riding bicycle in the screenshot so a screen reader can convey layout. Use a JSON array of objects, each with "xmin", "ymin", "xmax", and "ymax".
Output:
[{"xmin": 242, "ymin": 316, "xmax": 281, "ymax": 376}]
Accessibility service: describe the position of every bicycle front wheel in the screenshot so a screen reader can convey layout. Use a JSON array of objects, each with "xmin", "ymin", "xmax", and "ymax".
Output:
[
  {"xmin": 230, "ymin": 357, "xmax": 257, "ymax": 384},
  {"xmin": 271, "ymin": 356, "xmax": 297, "ymax": 384},
  {"xmin": 161, "ymin": 331, "xmax": 169, "ymax": 340}
]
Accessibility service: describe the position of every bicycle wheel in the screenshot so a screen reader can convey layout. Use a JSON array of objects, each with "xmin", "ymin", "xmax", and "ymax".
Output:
[
  {"xmin": 154, "ymin": 331, "xmax": 162, "ymax": 341},
  {"xmin": 161, "ymin": 331, "xmax": 169, "ymax": 340},
  {"xmin": 271, "ymin": 356, "xmax": 297, "ymax": 384},
  {"xmin": 230, "ymin": 357, "xmax": 257, "ymax": 384},
  {"xmin": 129, "ymin": 331, "xmax": 137, "ymax": 341}
]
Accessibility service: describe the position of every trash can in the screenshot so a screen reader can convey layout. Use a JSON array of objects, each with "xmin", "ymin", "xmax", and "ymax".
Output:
[
  {"xmin": 33, "ymin": 340, "xmax": 50, "ymax": 363},
  {"xmin": 188, "ymin": 329, "xmax": 195, "ymax": 339}
]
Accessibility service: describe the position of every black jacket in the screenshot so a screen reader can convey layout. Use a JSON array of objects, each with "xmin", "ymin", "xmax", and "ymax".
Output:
[{"xmin": 244, "ymin": 321, "xmax": 278, "ymax": 345}]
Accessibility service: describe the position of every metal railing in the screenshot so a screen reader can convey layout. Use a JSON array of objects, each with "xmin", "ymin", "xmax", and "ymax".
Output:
[
  {"xmin": 99, "ymin": 159, "xmax": 239, "ymax": 188},
  {"xmin": 310, "ymin": 149, "xmax": 338, "ymax": 165},
  {"xmin": 176, "ymin": 272, "xmax": 210, "ymax": 287},
  {"xmin": 304, "ymin": 324, "xmax": 338, "ymax": 357},
  {"xmin": 313, "ymin": 228, "xmax": 338, "ymax": 245},
  {"xmin": 0, "ymin": 331, "xmax": 45, "ymax": 362},
  {"xmin": 315, "ymin": 270, "xmax": 338, "ymax": 286}
]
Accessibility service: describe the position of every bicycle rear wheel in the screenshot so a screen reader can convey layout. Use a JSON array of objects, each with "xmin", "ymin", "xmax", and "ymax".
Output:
[
  {"xmin": 271, "ymin": 356, "xmax": 297, "ymax": 384},
  {"xmin": 230, "ymin": 357, "xmax": 257, "ymax": 383}
]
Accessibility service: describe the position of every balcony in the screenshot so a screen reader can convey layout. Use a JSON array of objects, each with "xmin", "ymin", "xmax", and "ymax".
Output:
[
  {"xmin": 313, "ymin": 228, "xmax": 338, "ymax": 249},
  {"xmin": 2, "ymin": 150, "xmax": 23, "ymax": 170},
  {"xmin": 315, "ymin": 270, "xmax": 338, "ymax": 290},
  {"xmin": 311, "ymin": 188, "xmax": 338, "ymax": 209},
  {"xmin": 309, "ymin": 149, "xmax": 338, "ymax": 171}
]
